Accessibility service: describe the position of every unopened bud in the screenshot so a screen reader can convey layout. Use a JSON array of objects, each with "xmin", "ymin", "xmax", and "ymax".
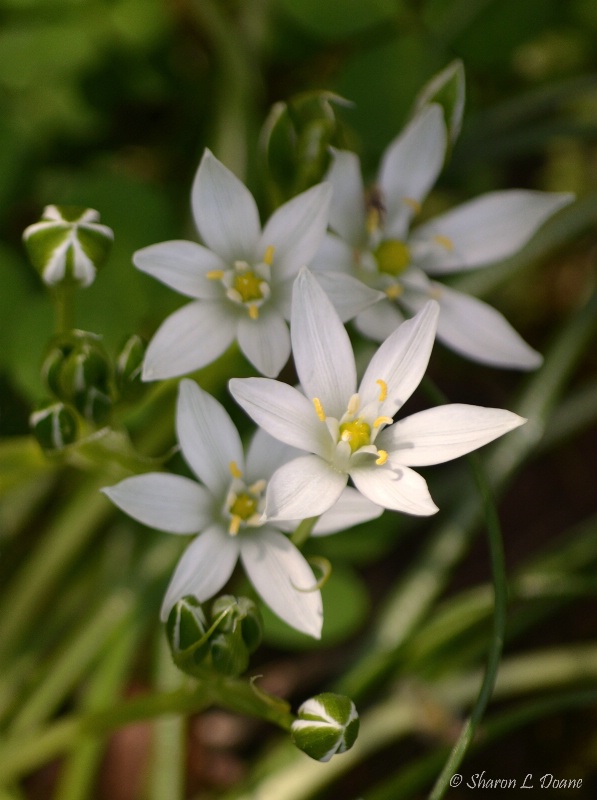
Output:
[
  {"xmin": 115, "ymin": 334, "xmax": 146, "ymax": 400},
  {"xmin": 211, "ymin": 595, "xmax": 263, "ymax": 654},
  {"xmin": 209, "ymin": 630, "xmax": 250, "ymax": 677},
  {"xmin": 291, "ymin": 693, "xmax": 359, "ymax": 762},
  {"xmin": 30, "ymin": 401, "xmax": 78, "ymax": 452},
  {"xmin": 23, "ymin": 205, "xmax": 113, "ymax": 288},
  {"xmin": 166, "ymin": 596, "xmax": 210, "ymax": 672}
]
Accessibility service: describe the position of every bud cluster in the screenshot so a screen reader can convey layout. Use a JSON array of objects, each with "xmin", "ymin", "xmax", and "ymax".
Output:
[{"xmin": 166, "ymin": 595, "xmax": 263, "ymax": 678}]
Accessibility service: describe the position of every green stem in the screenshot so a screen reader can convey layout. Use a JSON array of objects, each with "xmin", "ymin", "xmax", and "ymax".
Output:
[
  {"xmin": 290, "ymin": 516, "xmax": 319, "ymax": 548},
  {"xmin": 54, "ymin": 282, "xmax": 76, "ymax": 333},
  {"xmin": 0, "ymin": 675, "xmax": 294, "ymax": 784}
]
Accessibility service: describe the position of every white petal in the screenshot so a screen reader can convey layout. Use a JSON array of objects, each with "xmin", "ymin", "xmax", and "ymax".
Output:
[
  {"xmin": 229, "ymin": 377, "xmax": 328, "ymax": 457},
  {"xmin": 349, "ymin": 463, "xmax": 438, "ymax": 516},
  {"xmin": 102, "ymin": 473, "xmax": 214, "ymax": 534},
  {"xmin": 133, "ymin": 240, "xmax": 227, "ymax": 299},
  {"xmin": 192, "ymin": 150, "xmax": 261, "ymax": 263},
  {"xmin": 325, "ymin": 149, "xmax": 366, "ymax": 246},
  {"xmin": 314, "ymin": 271, "xmax": 385, "ymax": 322},
  {"xmin": 413, "ymin": 60, "xmax": 465, "ymax": 145},
  {"xmin": 414, "ymin": 190, "xmax": 574, "ymax": 273},
  {"xmin": 245, "ymin": 427, "xmax": 301, "ymax": 483},
  {"xmin": 177, "ymin": 379, "xmax": 244, "ymax": 496},
  {"xmin": 291, "ymin": 268, "xmax": 356, "ymax": 418},
  {"xmin": 379, "ymin": 404, "xmax": 526, "ymax": 467},
  {"xmin": 354, "ymin": 298, "xmax": 406, "ymax": 342},
  {"xmin": 237, "ymin": 306, "xmax": 290, "ymax": 377},
  {"xmin": 259, "ymin": 183, "xmax": 331, "ymax": 280},
  {"xmin": 142, "ymin": 301, "xmax": 237, "ymax": 381},
  {"xmin": 240, "ymin": 528, "xmax": 323, "ymax": 638},
  {"xmin": 359, "ymin": 300, "xmax": 439, "ymax": 416},
  {"xmin": 160, "ymin": 525, "xmax": 239, "ymax": 620},
  {"xmin": 408, "ymin": 283, "xmax": 542, "ymax": 370},
  {"xmin": 311, "ymin": 487, "xmax": 383, "ymax": 535},
  {"xmin": 379, "ymin": 104, "xmax": 447, "ymax": 239},
  {"xmin": 310, "ymin": 232, "xmax": 356, "ymax": 274},
  {"xmin": 264, "ymin": 454, "xmax": 348, "ymax": 521}
]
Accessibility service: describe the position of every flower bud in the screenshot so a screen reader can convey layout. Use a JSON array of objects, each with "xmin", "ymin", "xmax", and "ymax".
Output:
[
  {"xmin": 261, "ymin": 91, "xmax": 349, "ymax": 200},
  {"xmin": 209, "ymin": 630, "xmax": 250, "ymax": 677},
  {"xmin": 166, "ymin": 596, "xmax": 210, "ymax": 672},
  {"xmin": 291, "ymin": 693, "xmax": 359, "ymax": 762},
  {"xmin": 211, "ymin": 595, "xmax": 263, "ymax": 654},
  {"xmin": 23, "ymin": 205, "xmax": 113, "ymax": 288},
  {"xmin": 413, "ymin": 60, "xmax": 465, "ymax": 146},
  {"xmin": 115, "ymin": 334, "xmax": 146, "ymax": 400},
  {"xmin": 30, "ymin": 401, "xmax": 78, "ymax": 452},
  {"xmin": 42, "ymin": 331, "xmax": 113, "ymax": 425}
]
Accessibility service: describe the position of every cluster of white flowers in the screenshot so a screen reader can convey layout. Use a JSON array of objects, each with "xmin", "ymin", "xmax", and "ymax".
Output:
[{"xmin": 104, "ymin": 66, "xmax": 571, "ymax": 638}]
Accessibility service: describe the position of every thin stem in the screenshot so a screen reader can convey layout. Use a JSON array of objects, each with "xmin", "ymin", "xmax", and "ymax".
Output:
[
  {"xmin": 290, "ymin": 516, "xmax": 319, "ymax": 549},
  {"xmin": 54, "ymin": 283, "xmax": 76, "ymax": 333}
]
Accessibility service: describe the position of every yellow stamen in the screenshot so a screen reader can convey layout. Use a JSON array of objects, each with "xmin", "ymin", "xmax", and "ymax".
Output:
[
  {"xmin": 433, "ymin": 234, "xmax": 454, "ymax": 251},
  {"xmin": 403, "ymin": 196, "xmax": 422, "ymax": 214},
  {"xmin": 373, "ymin": 415, "xmax": 393, "ymax": 428},
  {"xmin": 249, "ymin": 479, "xmax": 267, "ymax": 494},
  {"xmin": 375, "ymin": 449, "xmax": 388, "ymax": 465},
  {"xmin": 248, "ymin": 304, "xmax": 259, "ymax": 320},
  {"xmin": 385, "ymin": 284, "xmax": 403, "ymax": 300},
  {"xmin": 206, "ymin": 269, "xmax": 225, "ymax": 280},
  {"xmin": 366, "ymin": 207, "xmax": 382, "ymax": 235},
  {"xmin": 376, "ymin": 379, "xmax": 387, "ymax": 402},
  {"xmin": 263, "ymin": 245, "xmax": 275, "ymax": 265},
  {"xmin": 229, "ymin": 461, "xmax": 242, "ymax": 479},
  {"xmin": 313, "ymin": 398, "xmax": 326, "ymax": 422},
  {"xmin": 229, "ymin": 515, "xmax": 241, "ymax": 536},
  {"xmin": 341, "ymin": 430, "xmax": 352, "ymax": 442}
]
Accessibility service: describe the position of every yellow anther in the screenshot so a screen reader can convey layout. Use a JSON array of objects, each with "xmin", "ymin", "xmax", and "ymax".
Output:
[
  {"xmin": 248, "ymin": 304, "xmax": 259, "ymax": 320},
  {"xmin": 385, "ymin": 285, "xmax": 403, "ymax": 300},
  {"xmin": 403, "ymin": 196, "xmax": 422, "ymax": 214},
  {"xmin": 249, "ymin": 479, "xmax": 267, "ymax": 494},
  {"xmin": 206, "ymin": 269, "xmax": 225, "ymax": 280},
  {"xmin": 366, "ymin": 207, "xmax": 382, "ymax": 234},
  {"xmin": 341, "ymin": 430, "xmax": 352, "ymax": 442},
  {"xmin": 313, "ymin": 398, "xmax": 326, "ymax": 422},
  {"xmin": 433, "ymin": 234, "xmax": 454, "ymax": 251},
  {"xmin": 263, "ymin": 245, "xmax": 275, "ymax": 265},
  {"xmin": 229, "ymin": 515, "xmax": 241, "ymax": 536},
  {"xmin": 376, "ymin": 379, "xmax": 387, "ymax": 402},
  {"xmin": 373, "ymin": 415, "xmax": 393, "ymax": 428},
  {"xmin": 375, "ymin": 449, "xmax": 388, "ymax": 465},
  {"xmin": 229, "ymin": 461, "xmax": 243, "ymax": 479}
]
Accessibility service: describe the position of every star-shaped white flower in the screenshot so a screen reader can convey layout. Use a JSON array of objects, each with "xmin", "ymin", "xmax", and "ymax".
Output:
[
  {"xmin": 312, "ymin": 103, "xmax": 574, "ymax": 370},
  {"xmin": 230, "ymin": 268, "xmax": 526, "ymax": 520},
  {"xmin": 102, "ymin": 379, "xmax": 381, "ymax": 638},
  {"xmin": 135, "ymin": 150, "xmax": 380, "ymax": 380}
]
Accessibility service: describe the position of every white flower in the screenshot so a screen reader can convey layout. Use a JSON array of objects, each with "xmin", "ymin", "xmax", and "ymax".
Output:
[
  {"xmin": 312, "ymin": 103, "xmax": 574, "ymax": 370},
  {"xmin": 134, "ymin": 150, "xmax": 380, "ymax": 380},
  {"xmin": 102, "ymin": 379, "xmax": 380, "ymax": 638},
  {"xmin": 229, "ymin": 268, "xmax": 526, "ymax": 520}
]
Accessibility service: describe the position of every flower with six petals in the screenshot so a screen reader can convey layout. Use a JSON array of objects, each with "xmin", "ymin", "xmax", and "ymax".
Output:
[
  {"xmin": 312, "ymin": 104, "xmax": 574, "ymax": 369},
  {"xmin": 230, "ymin": 268, "xmax": 526, "ymax": 521}
]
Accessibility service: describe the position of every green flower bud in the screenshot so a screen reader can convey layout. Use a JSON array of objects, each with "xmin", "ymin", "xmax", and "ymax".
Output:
[
  {"xmin": 115, "ymin": 334, "xmax": 146, "ymax": 400},
  {"xmin": 23, "ymin": 205, "xmax": 113, "ymax": 288},
  {"xmin": 30, "ymin": 401, "xmax": 78, "ymax": 451},
  {"xmin": 261, "ymin": 91, "xmax": 349, "ymax": 200},
  {"xmin": 209, "ymin": 630, "xmax": 250, "ymax": 677},
  {"xmin": 42, "ymin": 331, "xmax": 113, "ymax": 425},
  {"xmin": 291, "ymin": 693, "xmax": 359, "ymax": 762},
  {"xmin": 211, "ymin": 595, "xmax": 263, "ymax": 654},
  {"xmin": 166, "ymin": 596, "xmax": 210, "ymax": 673}
]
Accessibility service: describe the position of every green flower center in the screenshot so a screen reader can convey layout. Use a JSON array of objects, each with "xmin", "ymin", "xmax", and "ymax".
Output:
[
  {"xmin": 339, "ymin": 419, "xmax": 371, "ymax": 452},
  {"xmin": 229, "ymin": 492, "xmax": 258, "ymax": 521},
  {"xmin": 374, "ymin": 239, "xmax": 410, "ymax": 276},
  {"xmin": 233, "ymin": 270, "xmax": 264, "ymax": 303}
]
